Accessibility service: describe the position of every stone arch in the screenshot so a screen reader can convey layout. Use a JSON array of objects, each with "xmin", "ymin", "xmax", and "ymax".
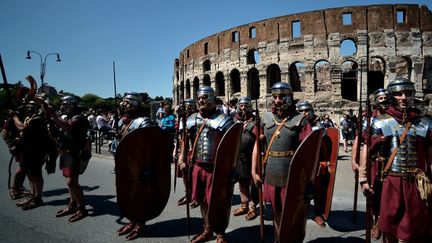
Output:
[
  {"xmin": 175, "ymin": 86, "xmax": 180, "ymax": 103},
  {"xmin": 341, "ymin": 60, "xmax": 358, "ymax": 101},
  {"xmin": 203, "ymin": 60, "xmax": 211, "ymax": 72},
  {"xmin": 395, "ymin": 56, "xmax": 412, "ymax": 80},
  {"xmin": 340, "ymin": 38, "xmax": 357, "ymax": 57},
  {"xmin": 185, "ymin": 79, "xmax": 191, "ymax": 99},
  {"xmin": 368, "ymin": 56, "xmax": 385, "ymax": 94},
  {"xmin": 203, "ymin": 74, "xmax": 211, "ymax": 86},
  {"xmin": 267, "ymin": 64, "xmax": 281, "ymax": 94},
  {"xmin": 193, "ymin": 77, "xmax": 199, "ymax": 100},
  {"xmin": 247, "ymin": 67, "xmax": 260, "ymax": 100},
  {"xmin": 314, "ymin": 60, "xmax": 331, "ymax": 93},
  {"xmin": 230, "ymin": 69, "xmax": 241, "ymax": 94},
  {"xmin": 289, "ymin": 62, "xmax": 305, "ymax": 92},
  {"xmin": 215, "ymin": 71, "xmax": 225, "ymax": 96}
]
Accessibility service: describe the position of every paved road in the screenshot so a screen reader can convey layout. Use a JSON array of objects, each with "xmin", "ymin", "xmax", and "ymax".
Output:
[{"xmin": 0, "ymin": 138, "xmax": 378, "ymax": 242}]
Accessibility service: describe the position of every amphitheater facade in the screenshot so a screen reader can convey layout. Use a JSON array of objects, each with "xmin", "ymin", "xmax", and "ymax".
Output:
[{"xmin": 172, "ymin": 4, "xmax": 432, "ymax": 117}]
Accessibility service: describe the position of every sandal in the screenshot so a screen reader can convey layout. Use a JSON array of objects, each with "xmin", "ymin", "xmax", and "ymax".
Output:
[
  {"xmin": 190, "ymin": 201, "xmax": 200, "ymax": 209},
  {"xmin": 233, "ymin": 203, "xmax": 248, "ymax": 216},
  {"xmin": 16, "ymin": 197, "xmax": 32, "ymax": 207},
  {"xmin": 191, "ymin": 227, "xmax": 213, "ymax": 243},
  {"xmin": 56, "ymin": 204, "xmax": 77, "ymax": 217},
  {"xmin": 125, "ymin": 223, "xmax": 145, "ymax": 241},
  {"xmin": 216, "ymin": 235, "xmax": 228, "ymax": 243},
  {"xmin": 245, "ymin": 209, "xmax": 257, "ymax": 221},
  {"xmin": 22, "ymin": 197, "xmax": 44, "ymax": 210},
  {"xmin": 177, "ymin": 196, "xmax": 189, "ymax": 206},
  {"xmin": 68, "ymin": 207, "xmax": 88, "ymax": 222},
  {"xmin": 116, "ymin": 222, "xmax": 136, "ymax": 236}
]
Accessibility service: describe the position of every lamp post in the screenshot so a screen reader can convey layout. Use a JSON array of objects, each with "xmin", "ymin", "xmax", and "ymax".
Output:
[{"xmin": 26, "ymin": 50, "xmax": 61, "ymax": 92}]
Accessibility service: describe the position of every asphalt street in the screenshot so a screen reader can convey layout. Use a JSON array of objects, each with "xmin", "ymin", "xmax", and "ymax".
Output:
[{"xmin": 0, "ymin": 137, "xmax": 378, "ymax": 243}]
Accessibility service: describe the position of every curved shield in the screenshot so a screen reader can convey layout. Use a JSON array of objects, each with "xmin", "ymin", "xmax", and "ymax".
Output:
[
  {"xmin": 115, "ymin": 127, "xmax": 171, "ymax": 222},
  {"xmin": 278, "ymin": 129, "xmax": 323, "ymax": 243},
  {"xmin": 323, "ymin": 127, "xmax": 340, "ymax": 220},
  {"xmin": 208, "ymin": 123, "xmax": 243, "ymax": 234}
]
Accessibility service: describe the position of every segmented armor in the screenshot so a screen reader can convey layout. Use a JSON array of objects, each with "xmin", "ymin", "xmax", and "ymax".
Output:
[
  {"xmin": 187, "ymin": 111, "xmax": 234, "ymax": 164},
  {"xmin": 371, "ymin": 114, "xmax": 432, "ymax": 173}
]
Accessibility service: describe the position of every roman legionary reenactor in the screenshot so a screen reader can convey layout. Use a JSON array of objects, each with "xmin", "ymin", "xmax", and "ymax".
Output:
[
  {"xmin": 35, "ymin": 95, "xmax": 91, "ymax": 222},
  {"xmin": 9, "ymin": 100, "xmax": 57, "ymax": 210},
  {"xmin": 175, "ymin": 98, "xmax": 199, "ymax": 209},
  {"xmin": 351, "ymin": 88, "xmax": 389, "ymax": 239},
  {"xmin": 232, "ymin": 96, "xmax": 259, "ymax": 221},
  {"xmin": 112, "ymin": 92, "xmax": 156, "ymax": 240},
  {"xmin": 178, "ymin": 86, "xmax": 235, "ymax": 243},
  {"xmin": 2, "ymin": 76, "xmax": 39, "ymax": 200},
  {"xmin": 2, "ymin": 107, "xmax": 30, "ymax": 200},
  {"xmin": 251, "ymin": 82, "xmax": 312, "ymax": 237},
  {"xmin": 359, "ymin": 77, "xmax": 432, "ymax": 242},
  {"xmin": 296, "ymin": 100, "xmax": 329, "ymax": 227}
]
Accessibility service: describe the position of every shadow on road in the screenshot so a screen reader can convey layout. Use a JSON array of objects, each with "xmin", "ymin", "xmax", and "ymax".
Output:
[
  {"xmin": 325, "ymin": 210, "xmax": 365, "ymax": 232},
  {"xmin": 228, "ymin": 224, "xmax": 275, "ymax": 243},
  {"xmin": 308, "ymin": 236, "xmax": 364, "ymax": 242},
  {"xmin": 42, "ymin": 185, "xmax": 100, "ymax": 197}
]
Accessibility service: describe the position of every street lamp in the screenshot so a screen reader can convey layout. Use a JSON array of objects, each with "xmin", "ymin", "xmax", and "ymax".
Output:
[{"xmin": 26, "ymin": 50, "xmax": 61, "ymax": 92}]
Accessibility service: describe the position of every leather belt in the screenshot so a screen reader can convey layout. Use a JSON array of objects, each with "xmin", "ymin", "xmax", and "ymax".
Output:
[
  {"xmin": 387, "ymin": 171, "xmax": 416, "ymax": 180},
  {"xmin": 268, "ymin": 150, "xmax": 294, "ymax": 157}
]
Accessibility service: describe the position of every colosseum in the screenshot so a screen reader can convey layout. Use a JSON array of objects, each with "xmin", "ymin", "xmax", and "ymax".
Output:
[{"xmin": 172, "ymin": 4, "xmax": 432, "ymax": 119}]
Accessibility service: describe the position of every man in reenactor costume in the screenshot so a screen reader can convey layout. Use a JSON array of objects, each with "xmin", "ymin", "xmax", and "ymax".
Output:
[
  {"xmin": 178, "ymin": 86, "xmax": 234, "ymax": 243},
  {"xmin": 112, "ymin": 92, "xmax": 155, "ymax": 240},
  {"xmin": 2, "ymin": 107, "xmax": 30, "ymax": 200},
  {"xmin": 351, "ymin": 88, "xmax": 389, "ymax": 239},
  {"xmin": 251, "ymin": 82, "xmax": 312, "ymax": 237},
  {"xmin": 232, "ymin": 96, "xmax": 259, "ymax": 221},
  {"xmin": 9, "ymin": 100, "xmax": 57, "ymax": 210},
  {"xmin": 1, "ymin": 77, "xmax": 39, "ymax": 200},
  {"xmin": 359, "ymin": 77, "xmax": 432, "ymax": 242},
  {"xmin": 175, "ymin": 98, "xmax": 199, "ymax": 209},
  {"xmin": 35, "ymin": 95, "xmax": 92, "ymax": 222},
  {"xmin": 296, "ymin": 100, "xmax": 332, "ymax": 227}
]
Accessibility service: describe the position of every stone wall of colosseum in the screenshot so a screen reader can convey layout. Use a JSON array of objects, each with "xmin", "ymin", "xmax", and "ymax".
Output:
[{"xmin": 173, "ymin": 4, "xmax": 432, "ymax": 119}]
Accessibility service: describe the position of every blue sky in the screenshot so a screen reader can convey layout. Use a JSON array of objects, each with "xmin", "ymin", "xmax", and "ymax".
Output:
[{"xmin": 1, "ymin": 0, "xmax": 431, "ymax": 99}]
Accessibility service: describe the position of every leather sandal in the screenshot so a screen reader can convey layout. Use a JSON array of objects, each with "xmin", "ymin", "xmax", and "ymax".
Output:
[
  {"xmin": 68, "ymin": 207, "xmax": 88, "ymax": 222},
  {"xmin": 190, "ymin": 201, "xmax": 200, "ymax": 209},
  {"xmin": 16, "ymin": 197, "xmax": 32, "ymax": 207},
  {"xmin": 191, "ymin": 228, "xmax": 213, "ymax": 243},
  {"xmin": 126, "ymin": 223, "xmax": 145, "ymax": 241},
  {"xmin": 233, "ymin": 203, "xmax": 248, "ymax": 216},
  {"xmin": 22, "ymin": 197, "xmax": 43, "ymax": 210},
  {"xmin": 116, "ymin": 222, "xmax": 136, "ymax": 236},
  {"xmin": 245, "ymin": 209, "xmax": 257, "ymax": 221},
  {"xmin": 56, "ymin": 203, "xmax": 77, "ymax": 217},
  {"xmin": 177, "ymin": 196, "xmax": 189, "ymax": 206}
]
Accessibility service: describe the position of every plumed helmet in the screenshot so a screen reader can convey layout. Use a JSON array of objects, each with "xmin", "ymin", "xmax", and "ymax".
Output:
[
  {"xmin": 270, "ymin": 82, "xmax": 293, "ymax": 96},
  {"xmin": 386, "ymin": 77, "xmax": 415, "ymax": 95},
  {"xmin": 197, "ymin": 86, "xmax": 215, "ymax": 100},
  {"xmin": 60, "ymin": 95, "xmax": 78, "ymax": 105}
]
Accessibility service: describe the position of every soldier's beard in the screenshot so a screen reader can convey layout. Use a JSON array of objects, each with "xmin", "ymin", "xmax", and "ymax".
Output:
[
  {"xmin": 272, "ymin": 102, "xmax": 289, "ymax": 118},
  {"xmin": 199, "ymin": 106, "xmax": 217, "ymax": 118}
]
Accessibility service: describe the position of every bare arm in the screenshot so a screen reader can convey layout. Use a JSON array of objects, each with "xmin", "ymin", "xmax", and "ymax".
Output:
[{"xmin": 251, "ymin": 139, "xmax": 262, "ymax": 187}]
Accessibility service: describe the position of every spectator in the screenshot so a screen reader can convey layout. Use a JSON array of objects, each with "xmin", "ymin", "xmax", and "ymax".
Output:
[
  {"xmin": 96, "ymin": 109, "xmax": 112, "ymax": 138},
  {"xmin": 339, "ymin": 113, "xmax": 353, "ymax": 152},
  {"xmin": 155, "ymin": 101, "xmax": 165, "ymax": 125}
]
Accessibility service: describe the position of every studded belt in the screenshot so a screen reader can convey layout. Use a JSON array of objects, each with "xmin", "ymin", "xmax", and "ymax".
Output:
[{"xmin": 268, "ymin": 150, "xmax": 294, "ymax": 157}]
